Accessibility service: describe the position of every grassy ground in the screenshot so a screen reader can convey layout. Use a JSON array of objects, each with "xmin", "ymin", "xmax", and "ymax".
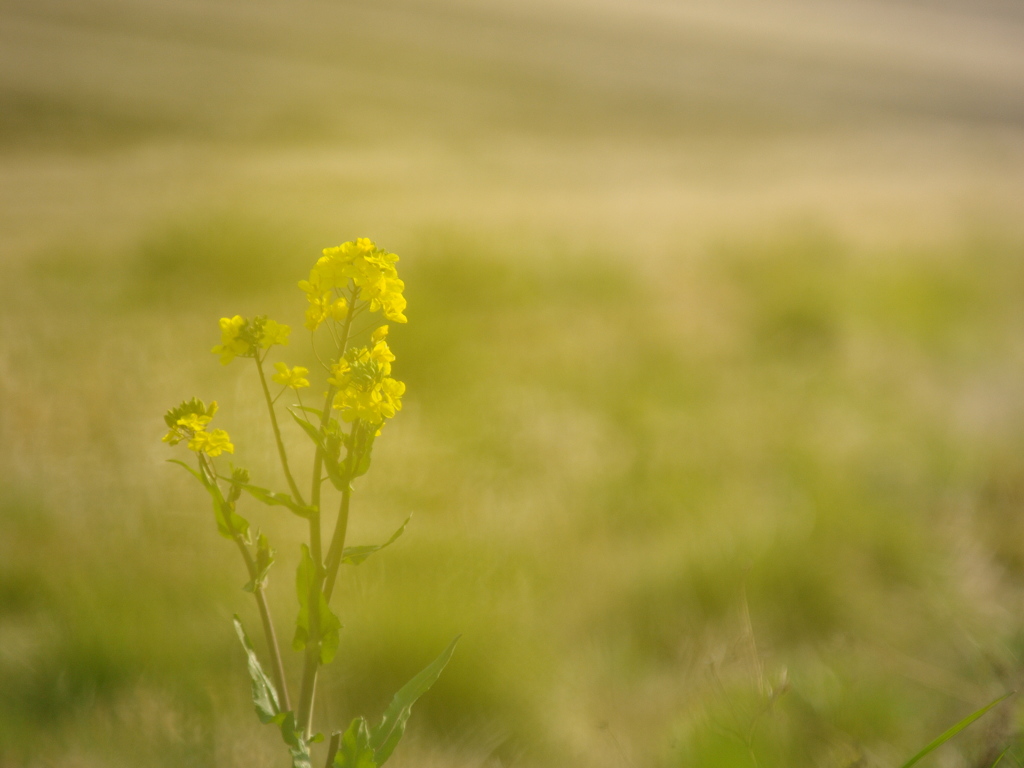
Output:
[{"xmin": 2, "ymin": 1, "xmax": 1024, "ymax": 766}]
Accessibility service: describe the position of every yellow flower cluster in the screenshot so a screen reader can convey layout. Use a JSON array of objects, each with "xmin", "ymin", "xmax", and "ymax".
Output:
[
  {"xmin": 298, "ymin": 238, "xmax": 407, "ymax": 331},
  {"xmin": 328, "ymin": 326, "xmax": 405, "ymax": 429},
  {"xmin": 272, "ymin": 362, "xmax": 310, "ymax": 390},
  {"xmin": 162, "ymin": 398, "xmax": 235, "ymax": 457},
  {"xmin": 212, "ymin": 315, "xmax": 290, "ymax": 365}
]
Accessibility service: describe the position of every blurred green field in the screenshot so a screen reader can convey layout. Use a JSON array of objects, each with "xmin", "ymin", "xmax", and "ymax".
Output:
[{"xmin": 3, "ymin": 0, "xmax": 1024, "ymax": 766}]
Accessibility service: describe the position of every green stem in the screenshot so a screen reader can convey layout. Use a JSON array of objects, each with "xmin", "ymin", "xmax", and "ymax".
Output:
[
  {"xmin": 322, "ymin": 423, "xmax": 360, "ymax": 603},
  {"xmin": 233, "ymin": 534, "xmax": 292, "ymax": 713},
  {"xmin": 255, "ymin": 355, "xmax": 307, "ymax": 507},
  {"xmin": 322, "ymin": 488, "xmax": 351, "ymax": 604},
  {"xmin": 199, "ymin": 454, "xmax": 291, "ymax": 712},
  {"xmin": 325, "ymin": 732, "xmax": 341, "ymax": 768},
  {"xmin": 296, "ymin": 290, "xmax": 359, "ymax": 737}
]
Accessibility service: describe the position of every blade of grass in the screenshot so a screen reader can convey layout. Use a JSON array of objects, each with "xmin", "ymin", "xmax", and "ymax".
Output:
[
  {"xmin": 988, "ymin": 745, "xmax": 1011, "ymax": 768},
  {"xmin": 899, "ymin": 692, "xmax": 1013, "ymax": 768}
]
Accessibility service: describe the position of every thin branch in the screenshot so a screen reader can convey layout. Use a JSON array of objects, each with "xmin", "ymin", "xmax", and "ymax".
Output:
[
  {"xmin": 296, "ymin": 290, "xmax": 360, "ymax": 736},
  {"xmin": 323, "ymin": 421, "xmax": 360, "ymax": 603},
  {"xmin": 254, "ymin": 354, "xmax": 307, "ymax": 506},
  {"xmin": 199, "ymin": 453, "xmax": 291, "ymax": 712}
]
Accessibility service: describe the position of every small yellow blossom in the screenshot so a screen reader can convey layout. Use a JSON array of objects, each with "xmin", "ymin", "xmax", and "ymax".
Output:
[
  {"xmin": 272, "ymin": 362, "xmax": 310, "ymax": 389},
  {"xmin": 378, "ymin": 377, "xmax": 405, "ymax": 419},
  {"xmin": 211, "ymin": 315, "xmax": 290, "ymax": 363},
  {"xmin": 327, "ymin": 358, "xmax": 351, "ymax": 389},
  {"xmin": 260, "ymin": 319, "xmax": 291, "ymax": 349},
  {"xmin": 371, "ymin": 325, "xmax": 389, "ymax": 342},
  {"xmin": 188, "ymin": 428, "xmax": 235, "ymax": 457},
  {"xmin": 176, "ymin": 412, "xmax": 213, "ymax": 433},
  {"xmin": 369, "ymin": 339, "xmax": 395, "ymax": 375},
  {"xmin": 162, "ymin": 399, "xmax": 219, "ymax": 445},
  {"xmin": 211, "ymin": 315, "xmax": 249, "ymax": 365},
  {"xmin": 162, "ymin": 398, "xmax": 233, "ymax": 456},
  {"xmin": 328, "ymin": 298, "xmax": 349, "ymax": 321}
]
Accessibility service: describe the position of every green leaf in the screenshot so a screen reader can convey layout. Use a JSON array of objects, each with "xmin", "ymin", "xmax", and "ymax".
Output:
[
  {"xmin": 289, "ymin": 409, "xmax": 325, "ymax": 447},
  {"xmin": 167, "ymin": 458, "xmax": 206, "ymax": 485},
  {"xmin": 342, "ymin": 516, "xmax": 412, "ymax": 566},
  {"xmin": 293, "ymin": 405, "xmax": 324, "ymax": 417},
  {"xmin": 322, "ymin": 451, "xmax": 349, "ymax": 492},
  {"xmin": 899, "ymin": 692, "xmax": 1013, "ymax": 768},
  {"xmin": 169, "ymin": 459, "xmax": 249, "ymax": 539},
  {"xmin": 227, "ymin": 465, "xmax": 250, "ymax": 503},
  {"xmin": 368, "ymin": 635, "xmax": 460, "ymax": 765},
  {"xmin": 349, "ymin": 428, "xmax": 376, "ymax": 480},
  {"xmin": 333, "ymin": 717, "xmax": 378, "ymax": 768},
  {"xmin": 292, "ymin": 545, "xmax": 343, "ymax": 664},
  {"xmin": 244, "ymin": 533, "xmax": 275, "ymax": 593},
  {"xmin": 280, "ymin": 712, "xmax": 313, "ymax": 768},
  {"xmin": 288, "ymin": 410, "xmax": 349, "ymax": 491},
  {"xmin": 235, "ymin": 481, "xmax": 316, "ymax": 519},
  {"xmin": 232, "ymin": 616, "xmax": 284, "ymax": 725}
]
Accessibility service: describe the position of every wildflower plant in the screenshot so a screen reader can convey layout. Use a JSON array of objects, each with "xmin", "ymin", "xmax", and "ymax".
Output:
[{"xmin": 162, "ymin": 238, "xmax": 457, "ymax": 768}]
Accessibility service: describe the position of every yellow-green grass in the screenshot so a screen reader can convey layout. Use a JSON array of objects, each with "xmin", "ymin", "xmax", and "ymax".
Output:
[{"xmin": 3, "ymin": 1, "xmax": 1024, "ymax": 766}]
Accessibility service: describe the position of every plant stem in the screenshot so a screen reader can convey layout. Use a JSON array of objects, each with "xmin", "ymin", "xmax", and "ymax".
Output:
[
  {"xmin": 233, "ymin": 534, "xmax": 292, "ymax": 713},
  {"xmin": 200, "ymin": 454, "xmax": 291, "ymax": 712},
  {"xmin": 322, "ymin": 423, "xmax": 359, "ymax": 603},
  {"xmin": 322, "ymin": 488, "xmax": 351, "ymax": 603},
  {"xmin": 325, "ymin": 732, "xmax": 341, "ymax": 768},
  {"xmin": 296, "ymin": 291, "xmax": 359, "ymax": 736},
  {"xmin": 296, "ymin": 493, "xmax": 324, "ymax": 734},
  {"xmin": 255, "ymin": 355, "xmax": 307, "ymax": 506}
]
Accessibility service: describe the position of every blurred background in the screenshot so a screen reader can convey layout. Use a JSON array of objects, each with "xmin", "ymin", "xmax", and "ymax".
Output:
[{"xmin": 2, "ymin": 0, "xmax": 1024, "ymax": 766}]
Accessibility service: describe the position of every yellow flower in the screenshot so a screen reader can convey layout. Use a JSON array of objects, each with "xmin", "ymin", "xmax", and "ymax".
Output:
[
  {"xmin": 162, "ymin": 399, "xmax": 219, "ymax": 445},
  {"xmin": 211, "ymin": 316, "xmax": 290, "ymax": 362},
  {"xmin": 304, "ymin": 301, "xmax": 328, "ymax": 332},
  {"xmin": 303, "ymin": 239, "xmax": 407, "ymax": 326},
  {"xmin": 369, "ymin": 339, "xmax": 395, "ymax": 375},
  {"xmin": 162, "ymin": 399, "xmax": 233, "ymax": 456},
  {"xmin": 378, "ymin": 377, "xmax": 405, "ymax": 419},
  {"xmin": 332, "ymin": 375, "xmax": 406, "ymax": 427},
  {"xmin": 176, "ymin": 412, "xmax": 213, "ymax": 433},
  {"xmin": 328, "ymin": 297, "xmax": 349, "ymax": 321},
  {"xmin": 327, "ymin": 358, "xmax": 351, "ymax": 389},
  {"xmin": 211, "ymin": 315, "xmax": 249, "ymax": 365},
  {"xmin": 188, "ymin": 428, "xmax": 235, "ymax": 457},
  {"xmin": 371, "ymin": 325, "xmax": 389, "ymax": 342},
  {"xmin": 272, "ymin": 362, "xmax": 310, "ymax": 389},
  {"xmin": 260, "ymin": 319, "xmax": 290, "ymax": 349}
]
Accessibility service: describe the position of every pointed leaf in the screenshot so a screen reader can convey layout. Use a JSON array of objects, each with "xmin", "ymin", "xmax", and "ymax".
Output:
[
  {"xmin": 244, "ymin": 533, "xmax": 275, "ymax": 593},
  {"xmin": 232, "ymin": 616, "xmax": 283, "ymax": 725},
  {"xmin": 170, "ymin": 459, "xmax": 248, "ymax": 539},
  {"xmin": 322, "ymin": 450, "xmax": 349, "ymax": 492},
  {"xmin": 236, "ymin": 481, "xmax": 316, "ymax": 519},
  {"xmin": 280, "ymin": 712, "xmax": 313, "ymax": 768},
  {"xmin": 319, "ymin": 599, "xmax": 343, "ymax": 664},
  {"xmin": 899, "ymin": 692, "xmax": 1013, "ymax": 768},
  {"xmin": 369, "ymin": 636, "xmax": 460, "ymax": 765},
  {"xmin": 289, "ymin": 409, "xmax": 325, "ymax": 448},
  {"xmin": 288, "ymin": 410, "xmax": 349, "ymax": 491},
  {"xmin": 167, "ymin": 458, "xmax": 206, "ymax": 485},
  {"xmin": 342, "ymin": 516, "xmax": 412, "ymax": 566},
  {"xmin": 292, "ymin": 545, "xmax": 342, "ymax": 664},
  {"xmin": 349, "ymin": 429, "xmax": 376, "ymax": 480},
  {"xmin": 333, "ymin": 717, "xmax": 377, "ymax": 768}
]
